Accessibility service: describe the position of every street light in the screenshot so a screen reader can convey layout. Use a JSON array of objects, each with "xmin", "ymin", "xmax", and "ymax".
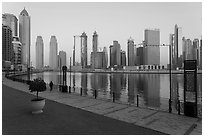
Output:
[{"xmin": 70, "ymin": 57, "xmax": 71, "ymax": 89}]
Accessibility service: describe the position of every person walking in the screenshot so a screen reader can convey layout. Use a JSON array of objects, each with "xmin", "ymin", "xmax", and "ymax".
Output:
[{"xmin": 49, "ymin": 81, "xmax": 53, "ymax": 91}]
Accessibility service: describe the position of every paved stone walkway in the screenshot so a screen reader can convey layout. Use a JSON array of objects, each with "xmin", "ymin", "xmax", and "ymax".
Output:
[{"xmin": 2, "ymin": 76, "xmax": 202, "ymax": 135}]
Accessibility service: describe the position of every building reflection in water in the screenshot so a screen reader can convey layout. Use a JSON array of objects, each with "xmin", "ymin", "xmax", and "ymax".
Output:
[
  {"xmin": 81, "ymin": 73, "xmax": 88, "ymax": 95},
  {"xmin": 121, "ymin": 74, "xmax": 127, "ymax": 90},
  {"xmin": 110, "ymin": 74, "xmax": 121, "ymax": 101},
  {"xmin": 90, "ymin": 73, "xmax": 108, "ymax": 92},
  {"xmin": 49, "ymin": 72, "xmax": 59, "ymax": 85},
  {"xmin": 172, "ymin": 74, "xmax": 179, "ymax": 111},
  {"xmin": 128, "ymin": 74, "xmax": 136, "ymax": 104},
  {"xmin": 72, "ymin": 72, "xmax": 76, "ymax": 92},
  {"xmin": 143, "ymin": 74, "xmax": 160, "ymax": 108}
]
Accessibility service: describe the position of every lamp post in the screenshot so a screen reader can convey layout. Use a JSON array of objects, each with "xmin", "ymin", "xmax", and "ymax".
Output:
[
  {"xmin": 70, "ymin": 57, "xmax": 71, "ymax": 88},
  {"xmin": 60, "ymin": 58, "xmax": 62, "ymax": 84},
  {"xmin": 169, "ymin": 43, "xmax": 172, "ymax": 113},
  {"xmin": 59, "ymin": 58, "xmax": 62, "ymax": 91}
]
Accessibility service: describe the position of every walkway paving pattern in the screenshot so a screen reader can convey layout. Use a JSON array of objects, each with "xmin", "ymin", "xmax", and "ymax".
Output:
[{"xmin": 2, "ymin": 76, "xmax": 202, "ymax": 135}]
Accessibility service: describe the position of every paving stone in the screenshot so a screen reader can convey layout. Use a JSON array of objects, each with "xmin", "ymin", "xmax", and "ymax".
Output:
[
  {"xmin": 64, "ymin": 98, "xmax": 104, "ymax": 108},
  {"xmin": 105, "ymin": 107, "xmax": 157, "ymax": 123},
  {"xmin": 136, "ymin": 112, "xmax": 198, "ymax": 135},
  {"xmin": 84, "ymin": 102, "xmax": 128, "ymax": 115}
]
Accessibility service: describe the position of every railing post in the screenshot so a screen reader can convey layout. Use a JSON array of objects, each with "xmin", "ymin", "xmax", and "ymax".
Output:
[
  {"xmin": 80, "ymin": 87, "xmax": 82, "ymax": 96},
  {"xmin": 113, "ymin": 92, "xmax": 115, "ymax": 102},
  {"xmin": 94, "ymin": 90, "xmax": 97, "ymax": 99},
  {"xmin": 69, "ymin": 86, "xmax": 71, "ymax": 93},
  {"xmin": 169, "ymin": 99, "xmax": 172, "ymax": 113},
  {"xmin": 178, "ymin": 100, "xmax": 180, "ymax": 115},
  {"xmin": 137, "ymin": 94, "xmax": 139, "ymax": 107}
]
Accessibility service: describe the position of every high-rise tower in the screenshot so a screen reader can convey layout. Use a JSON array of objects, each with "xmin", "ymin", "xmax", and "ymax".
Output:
[
  {"xmin": 143, "ymin": 29, "xmax": 160, "ymax": 65},
  {"xmin": 173, "ymin": 24, "xmax": 182, "ymax": 69},
  {"xmin": 58, "ymin": 50, "xmax": 66, "ymax": 67},
  {"xmin": 109, "ymin": 41, "xmax": 121, "ymax": 67},
  {"xmin": 91, "ymin": 31, "xmax": 98, "ymax": 68},
  {"xmin": 36, "ymin": 36, "xmax": 44, "ymax": 69},
  {"xmin": 2, "ymin": 25, "xmax": 13, "ymax": 66},
  {"xmin": 127, "ymin": 37, "xmax": 135, "ymax": 66},
  {"xmin": 2, "ymin": 13, "xmax": 18, "ymax": 37},
  {"xmin": 19, "ymin": 8, "xmax": 30, "ymax": 67},
  {"xmin": 93, "ymin": 31, "xmax": 98, "ymax": 54},
  {"xmin": 81, "ymin": 32, "xmax": 87, "ymax": 68},
  {"xmin": 49, "ymin": 36, "xmax": 58, "ymax": 69}
]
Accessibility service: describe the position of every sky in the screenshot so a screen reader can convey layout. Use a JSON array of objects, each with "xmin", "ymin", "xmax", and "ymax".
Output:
[{"xmin": 2, "ymin": 2, "xmax": 202, "ymax": 67}]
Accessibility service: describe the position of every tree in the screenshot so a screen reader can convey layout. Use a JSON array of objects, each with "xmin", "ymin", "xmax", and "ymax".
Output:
[{"xmin": 29, "ymin": 78, "xmax": 46, "ymax": 100}]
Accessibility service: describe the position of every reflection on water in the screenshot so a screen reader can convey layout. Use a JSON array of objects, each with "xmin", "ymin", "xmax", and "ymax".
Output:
[
  {"xmin": 19, "ymin": 72, "xmax": 202, "ymax": 111},
  {"xmin": 143, "ymin": 74, "xmax": 160, "ymax": 108}
]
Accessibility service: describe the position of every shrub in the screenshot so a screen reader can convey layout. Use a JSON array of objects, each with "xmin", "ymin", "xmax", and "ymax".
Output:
[{"xmin": 29, "ymin": 78, "xmax": 46, "ymax": 99}]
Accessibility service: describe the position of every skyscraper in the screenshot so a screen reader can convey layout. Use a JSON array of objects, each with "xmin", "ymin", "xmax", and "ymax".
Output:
[
  {"xmin": 19, "ymin": 8, "xmax": 31, "ymax": 67},
  {"xmin": 109, "ymin": 45, "xmax": 114, "ymax": 67},
  {"xmin": 121, "ymin": 50, "xmax": 126, "ymax": 66},
  {"xmin": 173, "ymin": 24, "xmax": 182, "ymax": 69},
  {"xmin": 81, "ymin": 32, "xmax": 87, "ymax": 68},
  {"xmin": 49, "ymin": 36, "xmax": 58, "ymax": 69},
  {"xmin": 182, "ymin": 37, "xmax": 186, "ymax": 61},
  {"xmin": 2, "ymin": 13, "xmax": 18, "ymax": 37},
  {"xmin": 193, "ymin": 39, "xmax": 199, "ymax": 65},
  {"xmin": 91, "ymin": 31, "xmax": 98, "ymax": 68},
  {"xmin": 59, "ymin": 50, "xmax": 66, "ymax": 68},
  {"xmin": 127, "ymin": 37, "xmax": 135, "ymax": 66},
  {"xmin": 35, "ymin": 36, "xmax": 44, "ymax": 69},
  {"xmin": 93, "ymin": 31, "xmax": 98, "ymax": 53},
  {"xmin": 103, "ymin": 47, "xmax": 108, "ymax": 68},
  {"xmin": 200, "ymin": 39, "xmax": 202, "ymax": 69},
  {"xmin": 143, "ymin": 29, "xmax": 160, "ymax": 65},
  {"xmin": 137, "ymin": 47, "xmax": 143, "ymax": 65},
  {"xmin": 3, "ymin": 13, "xmax": 22, "ymax": 69},
  {"xmin": 186, "ymin": 39, "xmax": 193, "ymax": 60},
  {"xmin": 109, "ymin": 41, "xmax": 121, "ymax": 67},
  {"xmin": 2, "ymin": 25, "xmax": 13, "ymax": 66},
  {"xmin": 12, "ymin": 36, "xmax": 22, "ymax": 67}
]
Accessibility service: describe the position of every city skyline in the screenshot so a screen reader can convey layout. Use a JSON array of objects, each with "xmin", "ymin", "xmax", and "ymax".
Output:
[{"xmin": 2, "ymin": 2, "xmax": 202, "ymax": 67}]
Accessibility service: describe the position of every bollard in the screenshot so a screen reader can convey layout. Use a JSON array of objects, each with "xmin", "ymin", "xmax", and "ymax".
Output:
[
  {"xmin": 80, "ymin": 87, "xmax": 82, "ymax": 96},
  {"xmin": 94, "ymin": 90, "xmax": 97, "ymax": 99},
  {"xmin": 178, "ymin": 100, "xmax": 180, "ymax": 115},
  {"xmin": 69, "ymin": 86, "xmax": 71, "ymax": 93},
  {"xmin": 169, "ymin": 99, "xmax": 172, "ymax": 113},
  {"xmin": 113, "ymin": 92, "xmax": 115, "ymax": 102},
  {"xmin": 137, "ymin": 94, "xmax": 139, "ymax": 107}
]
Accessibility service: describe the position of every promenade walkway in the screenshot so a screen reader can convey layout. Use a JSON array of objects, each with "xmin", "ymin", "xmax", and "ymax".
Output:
[{"xmin": 2, "ymin": 76, "xmax": 202, "ymax": 135}]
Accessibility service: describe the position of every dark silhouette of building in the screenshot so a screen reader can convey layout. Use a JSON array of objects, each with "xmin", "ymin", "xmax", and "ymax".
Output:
[
  {"xmin": 2, "ymin": 13, "xmax": 18, "ymax": 37},
  {"xmin": 91, "ymin": 51, "xmax": 106, "ymax": 69},
  {"xmin": 143, "ymin": 29, "xmax": 160, "ymax": 66},
  {"xmin": 137, "ymin": 47, "xmax": 143, "ymax": 65},
  {"xmin": 121, "ymin": 50, "xmax": 126, "ymax": 66},
  {"xmin": 2, "ymin": 25, "xmax": 14, "ymax": 68},
  {"xmin": 81, "ymin": 32, "xmax": 88, "ymax": 68},
  {"xmin": 91, "ymin": 31, "xmax": 98, "ymax": 69},
  {"xmin": 200, "ymin": 39, "xmax": 202, "ymax": 69},
  {"xmin": 127, "ymin": 37, "xmax": 135, "ymax": 66},
  {"xmin": 19, "ymin": 8, "xmax": 31, "ymax": 68},
  {"xmin": 109, "ymin": 41, "xmax": 121, "ymax": 67}
]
